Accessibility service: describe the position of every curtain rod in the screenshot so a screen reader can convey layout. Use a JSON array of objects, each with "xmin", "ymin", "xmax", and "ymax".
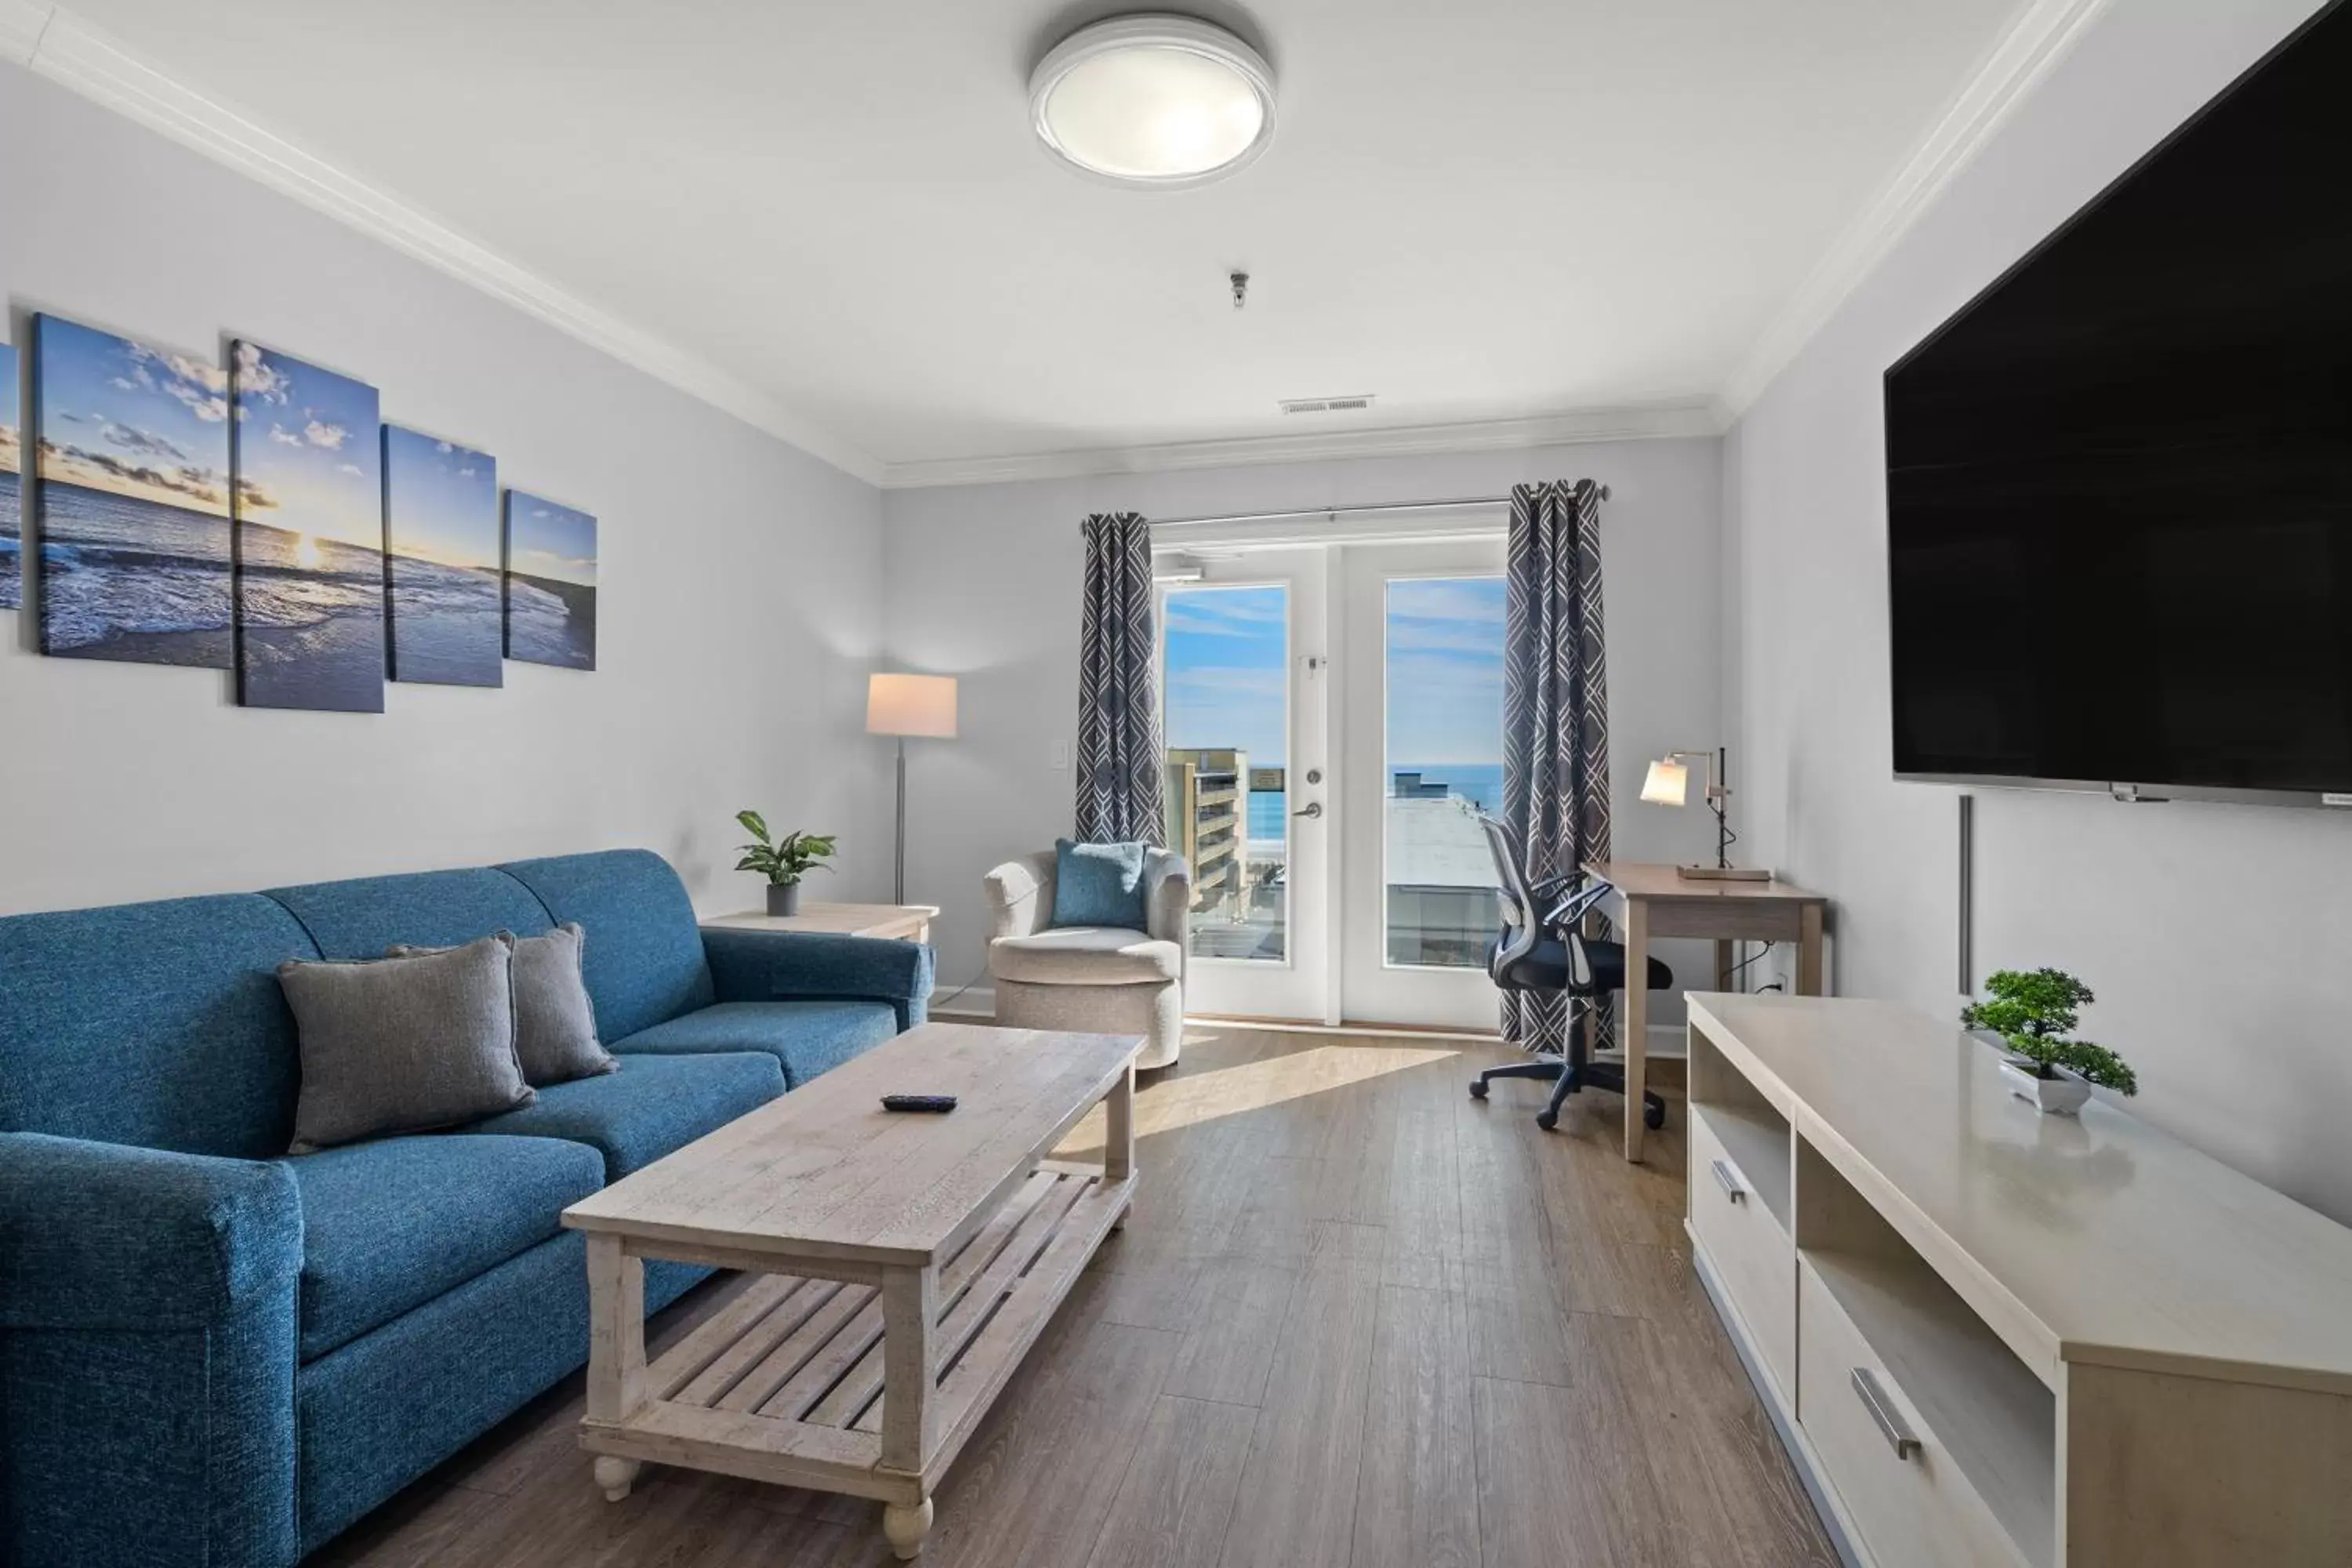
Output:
[{"xmin": 1080, "ymin": 487, "xmax": 1613, "ymax": 535}]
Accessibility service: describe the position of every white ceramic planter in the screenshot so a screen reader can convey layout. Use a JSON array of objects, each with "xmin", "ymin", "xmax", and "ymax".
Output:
[{"xmin": 1999, "ymin": 1055, "xmax": 2092, "ymax": 1116}]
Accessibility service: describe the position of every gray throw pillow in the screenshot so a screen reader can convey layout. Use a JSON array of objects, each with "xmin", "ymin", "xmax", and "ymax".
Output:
[
  {"xmin": 389, "ymin": 923, "xmax": 615, "ymax": 1087},
  {"xmin": 281, "ymin": 934, "xmax": 535, "ymax": 1154}
]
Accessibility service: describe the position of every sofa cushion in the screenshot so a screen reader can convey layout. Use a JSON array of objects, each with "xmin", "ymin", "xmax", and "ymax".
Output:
[
  {"xmin": 463, "ymin": 1051, "xmax": 780, "ymax": 1179},
  {"xmin": 0, "ymin": 893, "xmax": 318, "ymax": 1158},
  {"xmin": 264, "ymin": 866, "xmax": 555, "ymax": 958},
  {"xmin": 991, "ymin": 926, "xmax": 1182, "ymax": 985},
  {"xmin": 499, "ymin": 851, "xmax": 716, "ymax": 1040},
  {"xmin": 280, "ymin": 937, "xmax": 535, "ymax": 1154},
  {"xmin": 282, "ymin": 1133, "xmax": 601, "ymax": 1363},
  {"xmin": 616, "ymin": 1000, "xmax": 899, "ymax": 1090}
]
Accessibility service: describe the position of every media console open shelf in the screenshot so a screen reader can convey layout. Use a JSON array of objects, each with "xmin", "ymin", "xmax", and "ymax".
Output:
[{"xmin": 1685, "ymin": 993, "xmax": 2352, "ymax": 1567}]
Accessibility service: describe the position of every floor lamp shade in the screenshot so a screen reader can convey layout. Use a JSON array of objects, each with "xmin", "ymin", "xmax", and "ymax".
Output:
[
  {"xmin": 869, "ymin": 673, "xmax": 957, "ymax": 903},
  {"xmin": 867, "ymin": 673, "xmax": 958, "ymax": 738}
]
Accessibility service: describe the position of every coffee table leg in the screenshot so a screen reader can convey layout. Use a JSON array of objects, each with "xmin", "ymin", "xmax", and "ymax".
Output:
[
  {"xmin": 881, "ymin": 1498, "xmax": 934, "ymax": 1560},
  {"xmin": 585, "ymin": 1234, "xmax": 647, "ymax": 1501},
  {"xmin": 1106, "ymin": 1059, "xmax": 1136, "ymax": 1231},
  {"xmin": 878, "ymin": 1263, "xmax": 938, "ymax": 1555}
]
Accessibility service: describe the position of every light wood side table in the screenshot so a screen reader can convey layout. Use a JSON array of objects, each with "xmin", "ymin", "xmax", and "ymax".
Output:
[
  {"xmin": 703, "ymin": 902, "xmax": 940, "ymax": 943},
  {"xmin": 1581, "ymin": 860, "xmax": 1828, "ymax": 1163}
]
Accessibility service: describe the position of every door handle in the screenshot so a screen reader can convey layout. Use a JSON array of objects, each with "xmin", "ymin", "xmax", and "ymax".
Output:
[
  {"xmin": 1294, "ymin": 802, "xmax": 1323, "ymax": 819},
  {"xmin": 1850, "ymin": 1368, "xmax": 1922, "ymax": 1461},
  {"xmin": 1710, "ymin": 1159, "xmax": 1746, "ymax": 1203}
]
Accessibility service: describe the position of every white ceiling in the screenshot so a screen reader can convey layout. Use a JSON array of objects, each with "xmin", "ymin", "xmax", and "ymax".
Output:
[{"xmin": 39, "ymin": 0, "xmax": 2033, "ymax": 480}]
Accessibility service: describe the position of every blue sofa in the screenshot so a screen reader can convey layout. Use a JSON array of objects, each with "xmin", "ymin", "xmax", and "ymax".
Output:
[{"xmin": 0, "ymin": 849, "xmax": 934, "ymax": 1568}]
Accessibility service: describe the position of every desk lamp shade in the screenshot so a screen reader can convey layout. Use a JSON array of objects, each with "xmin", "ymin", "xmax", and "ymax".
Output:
[
  {"xmin": 867, "ymin": 673, "xmax": 958, "ymax": 739},
  {"xmin": 1641, "ymin": 758, "xmax": 1690, "ymax": 807}
]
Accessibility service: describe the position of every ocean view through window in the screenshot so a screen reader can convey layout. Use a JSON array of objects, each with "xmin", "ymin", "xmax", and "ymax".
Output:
[
  {"xmin": 1162, "ymin": 583, "xmax": 1288, "ymax": 962},
  {"xmin": 1385, "ymin": 577, "xmax": 1505, "ymax": 967}
]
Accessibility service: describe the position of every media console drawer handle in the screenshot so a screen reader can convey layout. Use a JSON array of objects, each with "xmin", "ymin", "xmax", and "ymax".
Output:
[
  {"xmin": 1710, "ymin": 1159, "xmax": 1746, "ymax": 1203},
  {"xmin": 1851, "ymin": 1367, "xmax": 1922, "ymax": 1461}
]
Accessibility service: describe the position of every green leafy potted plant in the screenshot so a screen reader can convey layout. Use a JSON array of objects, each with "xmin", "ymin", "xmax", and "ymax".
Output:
[
  {"xmin": 1960, "ymin": 967, "xmax": 2137, "ymax": 1115},
  {"xmin": 735, "ymin": 811, "xmax": 837, "ymax": 916}
]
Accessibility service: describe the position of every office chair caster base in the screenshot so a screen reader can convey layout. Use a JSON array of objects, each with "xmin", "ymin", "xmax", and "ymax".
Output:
[
  {"xmin": 1468, "ymin": 1080, "xmax": 1488, "ymax": 1100},
  {"xmin": 1643, "ymin": 1096, "xmax": 1667, "ymax": 1131},
  {"xmin": 1534, "ymin": 1107, "xmax": 1559, "ymax": 1131}
]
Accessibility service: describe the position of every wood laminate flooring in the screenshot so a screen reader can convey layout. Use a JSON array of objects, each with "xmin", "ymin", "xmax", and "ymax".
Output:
[{"xmin": 319, "ymin": 1027, "xmax": 1834, "ymax": 1568}]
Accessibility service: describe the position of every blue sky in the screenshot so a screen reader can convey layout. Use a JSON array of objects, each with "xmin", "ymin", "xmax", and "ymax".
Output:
[
  {"xmin": 1164, "ymin": 585, "xmax": 1287, "ymax": 764},
  {"xmin": 1161, "ymin": 575, "xmax": 1506, "ymax": 771},
  {"xmin": 506, "ymin": 492, "xmax": 597, "ymax": 587},
  {"xmin": 1386, "ymin": 577, "xmax": 1504, "ymax": 767},
  {"xmin": 34, "ymin": 314, "xmax": 231, "ymax": 516},
  {"xmin": 384, "ymin": 426, "xmax": 497, "ymax": 572},
  {"xmin": 233, "ymin": 342, "xmax": 381, "ymax": 548}
]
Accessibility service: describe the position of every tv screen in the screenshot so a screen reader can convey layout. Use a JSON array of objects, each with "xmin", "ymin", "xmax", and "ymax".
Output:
[{"xmin": 1885, "ymin": 0, "xmax": 2352, "ymax": 800}]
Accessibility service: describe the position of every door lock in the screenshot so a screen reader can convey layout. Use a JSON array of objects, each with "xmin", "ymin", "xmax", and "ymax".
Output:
[{"xmin": 1305, "ymin": 768, "xmax": 1323, "ymax": 785}]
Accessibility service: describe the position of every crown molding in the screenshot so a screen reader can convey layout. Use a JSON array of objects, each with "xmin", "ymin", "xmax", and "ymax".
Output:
[
  {"xmin": 5, "ymin": 4, "xmax": 888, "ymax": 485},
  {"xmin": 881, "ymin": 402, "xmax": 1722, "ymax": 490},
  {"xmin": 1716, "ymin": 0, "xmax": 2112, "ymax": 420},
  {"xmin": 0, "ymin": 0, "xmax": 49, "ymax": 62}
]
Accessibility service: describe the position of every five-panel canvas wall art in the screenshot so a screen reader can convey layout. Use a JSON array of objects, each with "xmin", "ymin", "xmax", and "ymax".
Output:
[{"xmin": 1, "ymin": 312, "xmax": 597, "ymax": 710}]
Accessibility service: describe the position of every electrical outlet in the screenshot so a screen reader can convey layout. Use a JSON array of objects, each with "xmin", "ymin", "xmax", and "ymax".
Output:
[{"xmin": 1051, "ymin": 739, "xmax": 1070, "ymax": 769}]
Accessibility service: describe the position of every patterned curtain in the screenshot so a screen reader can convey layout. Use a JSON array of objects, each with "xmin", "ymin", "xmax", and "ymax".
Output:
[
  {"xmin": 1500, "ymin": 479, "xmax": 1611, "ymax": 1052},
  {"xmin": 1074, "ymin": 513, "xmax": 1167, "ymax": 845}
]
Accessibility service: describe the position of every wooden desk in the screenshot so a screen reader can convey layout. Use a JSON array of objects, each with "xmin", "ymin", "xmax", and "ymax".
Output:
[
  {"xmin": 1582, "ymin": 860, "xmax": 1827, "ymax": 1162},
  {"xmin": 703, "ymin": 902, "xmax": 940, "ymax": 943}
]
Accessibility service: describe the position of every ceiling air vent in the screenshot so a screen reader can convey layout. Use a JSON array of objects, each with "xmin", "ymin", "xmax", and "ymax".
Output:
[{"xmin": 1279, "ymin": 394, "xmax": 1376, "ymax": 416}]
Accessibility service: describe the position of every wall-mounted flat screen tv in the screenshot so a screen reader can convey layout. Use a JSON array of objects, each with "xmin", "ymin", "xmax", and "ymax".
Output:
[{"xmin": 1885, "ymin": 0, "xmax": 2352, "ymax": 804}]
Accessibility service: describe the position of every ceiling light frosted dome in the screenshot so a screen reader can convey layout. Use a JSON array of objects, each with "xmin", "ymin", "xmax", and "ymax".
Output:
[{"xmin": 1029, "ymin": 15, "xmax": 1277, "ymax": 187}]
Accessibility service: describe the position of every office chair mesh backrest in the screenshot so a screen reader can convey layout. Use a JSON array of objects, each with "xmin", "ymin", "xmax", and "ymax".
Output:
[{"xmin": 1478, "ymin": 815, "xmax": 1601, "ymax": 990}]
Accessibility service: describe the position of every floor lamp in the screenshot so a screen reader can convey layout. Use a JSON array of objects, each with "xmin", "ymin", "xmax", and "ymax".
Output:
[{"xmin": 866, "ymin": 673, "xmax": 958, "ymax": 904}]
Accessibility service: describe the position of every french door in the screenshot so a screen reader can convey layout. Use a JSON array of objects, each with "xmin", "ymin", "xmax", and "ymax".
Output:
[{"xmin": 1158, "ymin": 534, "xmax": 1507, "ymax": 1029}]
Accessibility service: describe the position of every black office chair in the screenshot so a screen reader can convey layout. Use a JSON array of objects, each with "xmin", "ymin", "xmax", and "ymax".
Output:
[{"xmin": 1468, "ymin": 815, "xmax": 1670, "ymax": 1133}]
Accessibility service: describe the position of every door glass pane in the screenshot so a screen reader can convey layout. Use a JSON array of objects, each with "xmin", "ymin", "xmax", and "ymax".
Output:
[
  {"xmin": 1385, "ymin": 577, "xmax": 1505, "ymax": 967},
  {"xmin": 1163, "ymin": 584, "xmax": 1287, "ymax": 962}
]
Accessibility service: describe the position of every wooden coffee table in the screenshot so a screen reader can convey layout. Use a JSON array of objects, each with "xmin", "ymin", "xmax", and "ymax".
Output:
[{"xmin": 560, "ymin": 1022, "xmax": 1140, "ymax": 1559}]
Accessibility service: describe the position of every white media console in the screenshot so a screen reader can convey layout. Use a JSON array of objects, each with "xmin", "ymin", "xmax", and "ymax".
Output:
[{"xmin": 1684, "ymin": 993, "xmax": 2352, "ymax": 1566}]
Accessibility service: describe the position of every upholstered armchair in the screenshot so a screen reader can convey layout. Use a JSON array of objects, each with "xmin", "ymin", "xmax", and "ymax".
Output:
[{"xmin": 983, "ymin": 848, "xmax": 1189, "ymax": 1069}]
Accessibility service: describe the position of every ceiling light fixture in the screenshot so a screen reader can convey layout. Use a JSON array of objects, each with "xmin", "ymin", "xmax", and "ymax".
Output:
[{"xmin": 1029, "ymin": 14, "xmax": 1277, "ymax": 188}]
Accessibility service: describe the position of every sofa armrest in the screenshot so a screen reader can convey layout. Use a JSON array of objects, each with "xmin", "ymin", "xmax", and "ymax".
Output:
[
  {"xmin": 702, "ymin": 928, "xmax": 937, "ymax": 1029},
  {"xmin": 0, "ymin": 1132, "xmax": 302, "ymax": 1568},
  {"xmin": 1143, "ymin": 851, "xmax": 1192, "ymax": 965},
  {"xmin": 984, "ymin": 851, "xmax": 1057, "ymax": 942}
]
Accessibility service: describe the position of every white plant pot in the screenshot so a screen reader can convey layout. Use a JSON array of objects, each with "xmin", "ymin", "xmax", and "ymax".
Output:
[{"xmin": 1999, "ymin": 1055, "xmax": 2092, "ymax": 1116}]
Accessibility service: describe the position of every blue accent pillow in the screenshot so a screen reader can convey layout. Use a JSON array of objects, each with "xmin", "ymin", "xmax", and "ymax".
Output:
[{"xmin": 1051, "ymin": 839, "xmax": 1151, "ymax": 930}]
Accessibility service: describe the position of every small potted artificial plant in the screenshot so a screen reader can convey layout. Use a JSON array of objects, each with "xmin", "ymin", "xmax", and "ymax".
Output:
[
  {"xmin": 1961, "ymin": 967, "xmax": 2137, "ymax": 1115},
  {"xmin": 735, "ymin": 811, "xmax": 837, "ymax": 916}
]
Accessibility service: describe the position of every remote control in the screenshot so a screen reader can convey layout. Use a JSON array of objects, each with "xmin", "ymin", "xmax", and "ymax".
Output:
[{"xmin": 880, "ymin": 1094, "xmax": 958, "ymax": 1114}]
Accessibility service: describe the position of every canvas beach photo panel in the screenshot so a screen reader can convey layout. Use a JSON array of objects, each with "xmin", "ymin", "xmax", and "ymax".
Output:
[
  {"xmin": 0, "ymin": 342, "xmax": 19, "ymax": 612},
  {"xmin": 230, "ymin": 341, "xmax": 386, "ymax": 713},
  {"xmin": 503, "ymin": 490, "xmax": 596, "ymax": 670},
  {"xmin": 31, "ymin": 314, "xmax": 235, "ymax": 666},
  {"xmin": 383, "ymin": 426, "xmax": 501, "ymax": 687}
]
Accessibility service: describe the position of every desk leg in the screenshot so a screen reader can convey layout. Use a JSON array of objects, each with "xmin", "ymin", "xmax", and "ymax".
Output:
[
  {"xmin": 1623, "ymin": 898, "xmax": 1650, "ymax": 1162},
  {"xmin": 1715, "ymin": 939, "xmax": 1735, "ymax": 993},
  {"xmin": 1797, "ymin": 904, "xmax": 1824, "ymax": 996}
]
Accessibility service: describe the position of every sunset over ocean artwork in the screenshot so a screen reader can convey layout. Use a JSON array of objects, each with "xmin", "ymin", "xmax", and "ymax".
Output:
[
  {"xmin": 0, "ymin": 343, "xmax": 19, "ymax": 612},
  {"xmin": 231, "ymin": 341, "xmax": 386, "ymax": 712},
  {"xmin": 503, "ymin": 490, "xmax": 597, "ymax": 671},
  {"xmin": 385, "ymin": 426, "xmax": 501, "ymax": 687},
  {"xmin": 32, "ymin": 314, "xmax": 234, "ymax": 666}
]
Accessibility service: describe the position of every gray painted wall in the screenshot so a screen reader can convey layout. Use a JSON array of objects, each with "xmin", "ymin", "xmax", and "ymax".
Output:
[
  {"xmin": 0, "ymin": 66, "xmax": 895, "ymax": 915},
  {"xmin": 882, "ymin": 438, "xmax": 1729, "ymax": 1006},
  {"xmin": 1724, "ymin": 0, "xmax": 2352, "ymax": 1220}
]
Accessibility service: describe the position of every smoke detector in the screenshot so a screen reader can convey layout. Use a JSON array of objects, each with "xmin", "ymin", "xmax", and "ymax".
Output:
[{"xmin": 1279, "ymin": 394, "xmax": 1376, "ymax": 416}]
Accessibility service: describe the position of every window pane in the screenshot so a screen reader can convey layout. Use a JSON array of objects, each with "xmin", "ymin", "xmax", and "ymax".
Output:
[
  {"xmin": 1385, "ymin": 577, "xmax": 1505, "ymax": 967},
  {"xmin": 1163, "ymin": 584, "xmax": 1287, "ymax": 962}
]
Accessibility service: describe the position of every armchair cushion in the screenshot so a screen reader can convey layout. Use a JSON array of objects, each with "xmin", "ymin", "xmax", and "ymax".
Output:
[
  {"xmin": 990, "ymin": 926, "xmax": 1181, "ymax": 985},
  {"xmin": 616, "ymin": 1000, "xmax": 898, "ymax": 1089},
  {"xmin": 1049, "ymin": 839, "xmax": 1150, "ymax": 929},
  {"xmin": 283, "ymin": 1133, "xmax": 603, "ymax": 1363},
  {"xmin": 462, "ymin": 1051, "xmax": 782, "ymax": 1179}
]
